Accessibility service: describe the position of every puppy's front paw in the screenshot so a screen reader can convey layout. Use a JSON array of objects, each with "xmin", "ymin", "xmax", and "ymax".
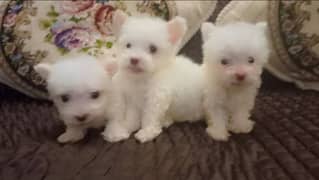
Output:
[
  {"xmin": 57, "ymin": 131, "xmax": 85, "ymax": 143},
  {"xmin": 101, "ymin": 126, "xmax": 130, "ymax": 142},
  {"xmin": 228, "ymin": 119, "xmax": 255, "ymax": 134},
  {"xmin": 206, "ymin": 125, "xmax": 230, "ymax": 141},
  {"xmin": 134, "ymin": 127, "xmax": 162, "ymax": 143}
]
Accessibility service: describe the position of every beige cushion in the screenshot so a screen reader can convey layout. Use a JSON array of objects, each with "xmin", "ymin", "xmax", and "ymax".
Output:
[
  {"xmin": 0, "ymin": 0, "xmax": 216, "ymax": 99},
  {"xmin": 215, "ymin": 0, "xmax": 319, "ymax": 91}
]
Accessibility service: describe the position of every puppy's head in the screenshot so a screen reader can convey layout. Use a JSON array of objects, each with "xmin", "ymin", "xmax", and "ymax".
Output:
[
  {"xmin": 201, "ymin": 22, "xmax": 270, "ymax": 87},
  {"xmin": 34, "ymin": 55, "xmax": 112, "ymax": 125},
  {"xmin": 112, "ymin": 10, "xmax": 187, "ymax": 76}
]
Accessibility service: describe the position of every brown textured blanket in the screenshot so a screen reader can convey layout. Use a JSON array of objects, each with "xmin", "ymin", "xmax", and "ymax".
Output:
[
  {"xmin": 1, "ymin": 1, "xmax": 319, "ymax": 180},
  {"xmin": 1, "ymin": 70, "xmax": 319, "ymax": 180}
]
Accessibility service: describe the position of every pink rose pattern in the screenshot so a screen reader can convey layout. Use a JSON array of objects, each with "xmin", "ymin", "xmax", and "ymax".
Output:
[
  {"xmin": 94, "ymin": 5, "xmax": 115, "ymax": 35},
  {"xmin": 38, "ymin": 0, "xmax": 169, "ymax": 54},
  {"xmin": 0, "ymin": 0, "xmax": 170, "ymax": 92},
  {"xmin": 39, "ymin": 0, "xmax": 120, "ymax": 54},
  {"xmin": 3, "ymin": 3, "xmax": 22, "ymax": 27},
  {"xmin": 59, "ymin": 0, "xmax": 95, "ymax": 15},
  {"xmin": 3, "ymin": 13, "xmax": 17, "ymax": 27}
]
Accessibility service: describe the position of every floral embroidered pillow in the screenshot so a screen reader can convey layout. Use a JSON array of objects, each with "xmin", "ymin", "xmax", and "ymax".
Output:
[
  {"xmin": 215, "ymin": 0, "xmax": 319, "ymax": 91},
  {"xmin": 0, "ymin": 0, "xmax": 217, "ymax": 99}
]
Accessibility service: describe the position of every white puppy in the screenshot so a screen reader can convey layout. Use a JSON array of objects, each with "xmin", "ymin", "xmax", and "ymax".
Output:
[
  {"xmin": 102, "ymin": 11, "xmax": 204, "ymax": 143},
  {"xmin": 201, "ymin": 22, "xmax": 270, "ymax": 141},
  {"xmin": 35, "ymin": 55, "xmax": 114, "ymax": 143}
]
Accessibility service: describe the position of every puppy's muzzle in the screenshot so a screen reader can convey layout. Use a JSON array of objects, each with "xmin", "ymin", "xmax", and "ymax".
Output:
[{"xmin": 75, "ymin": 114, "xmax": 88, "ymax": 122}]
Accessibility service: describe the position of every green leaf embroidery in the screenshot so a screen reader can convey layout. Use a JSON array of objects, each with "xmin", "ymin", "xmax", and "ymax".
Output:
[
  {"xmin": 44, "ymin": 33, "xmax": 53, "ymax": 42},
  {"xmin": 47, "ymin": 11, "xmax": 59, "ymax": 18},
  {"xmin": 80, "ymin": 47, "xmax": 91, "ymax": 52},
  {"xmin": 39, "ymin": 19, "xmax": 52, "ymax": 29},
  {"xmin": 69, "ymin": 16, "xmax": 87, "ymax": 23},
  {"xmin": 95, "ymin": 40, "xmax": 104, "ymax": 48},
  {"xmin": 106, "ymin": 42, "xmax": 113, "ymax": 48},
  {"xmin": 57, "ymin": 48, "xmax": 69, "ymax": 55},
  {"xmin": 16, "ymin": 0, "xmax": 23, "ymax": 5},
  {"xmin": 47, "ymin": 5, "xmax": 59, "ymax": 18},
  {"xmin": 69, "ymin": 16, "xmax": 79, "ymax": 23}
]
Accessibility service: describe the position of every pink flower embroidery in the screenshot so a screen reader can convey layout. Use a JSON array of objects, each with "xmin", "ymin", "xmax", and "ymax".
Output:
[
  {"xmin": 94, "ymin": 5, "xmax": 115, "ymax": 35},
  {"xmin": 3, "ymin": 13, "xmax": 17, "ymax": 28},
  {"xmin": 59, "ymin": 0, "xmax": 95, "ymax": 15}
]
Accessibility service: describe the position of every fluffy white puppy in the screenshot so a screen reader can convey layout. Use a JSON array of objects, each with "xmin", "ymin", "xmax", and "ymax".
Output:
[
  {"xmin": 35, "ymin": 55, "xmax": 114, "ymax": 143},
  {"xmin": 102, "ymin": 10, "xmax": 204, "ymax": 143},
  {"xmin": 201, "ymin": 22, "xmax": 270, "ymax": 141}
]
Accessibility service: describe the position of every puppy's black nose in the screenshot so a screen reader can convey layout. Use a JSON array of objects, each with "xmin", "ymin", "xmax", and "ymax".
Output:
[
  {"xmin": 130, "ymin": 58, "xmax": 139, "ymax": 65},
  {"xmin": 75, "ymin": 114, "xmax": 88, "ymax": 122}
]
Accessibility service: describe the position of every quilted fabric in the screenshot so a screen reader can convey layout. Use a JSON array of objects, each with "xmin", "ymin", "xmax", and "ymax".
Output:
[{"xmin": 1, "ymin": 72, "xmax": 319, "ymax": 180}]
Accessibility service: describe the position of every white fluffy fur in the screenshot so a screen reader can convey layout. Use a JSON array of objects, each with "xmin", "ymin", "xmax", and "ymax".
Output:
[
  {"xmin": 34, "ymin": 55, "xmax": 114, "ymax": 143},
  {"xmin": 201, "ymin": 22, "xmax": 270, "ymax": 141},
  {"xmin": 102, "ymin": 11, "xmax": 204, "ymax": 143}
]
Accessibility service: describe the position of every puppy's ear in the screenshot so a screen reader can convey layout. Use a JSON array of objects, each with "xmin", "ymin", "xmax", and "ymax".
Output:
[
  {"xmin": 201, "ymin": 22, "xmax": 215, "ymax": 42},
  {"xmin": 98, "ymin": 52, "xmax": 118, "ymax": 77},
  {"xmin": 105, "ymin": 60, "xmax": 118, "ymax": 77},
  {"xmin": 167, "ymin": 16, "xmax": 187, "ymax": 45},
  {"xmin": 256, "ymin": 22, "xmax": 267, "ymax": 33},
  {"xmin": 34, "ymin": 63, "xmax": 51, "ymax": 79},
  {"xmin": 112, "ymin": 10, "xmax": 128, "ymax": 37}
]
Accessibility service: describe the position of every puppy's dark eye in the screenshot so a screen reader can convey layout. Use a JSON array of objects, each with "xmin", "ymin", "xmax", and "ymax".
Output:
[
  {"xmin": 91, "ymin": 91, "xmax": 100, "ymax": 99},
  {"xmin": 61, "ymin": 94, "xmax": 70, "ymax": 103},
  {"xmin": 248, "ymin": 56, "xmax": 255, "ymax": 64},
  {"xmin": 149, "ymin": 45, "xmax": 157, "ymax": 54},
  {"xmin": 126, "ymin": 43, "xmax": 131, "ymax": 48},
  {"xmin": 221, "ymin": 58, "xmax": 229, "ymax": 65}
]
